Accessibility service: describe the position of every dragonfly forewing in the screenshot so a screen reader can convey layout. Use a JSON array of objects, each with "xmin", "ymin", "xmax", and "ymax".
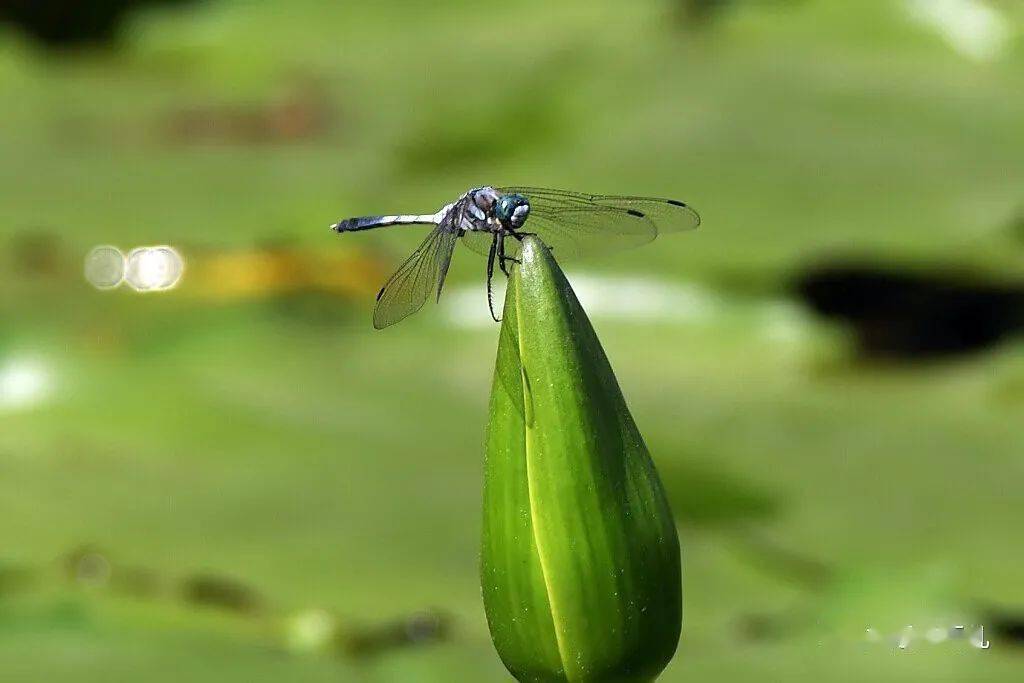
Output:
[
  {"xmin": 495, "ymin": 186, "xmax": 700, "ymax": 258},
  {"xmin": 372, "ymin": 226, "xmax": 458, "ymax": 329}
]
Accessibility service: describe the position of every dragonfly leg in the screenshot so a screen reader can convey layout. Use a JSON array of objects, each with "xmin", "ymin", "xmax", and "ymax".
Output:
[
  {"xmin": 497, "ymin": 232, "xmax": 521, "ymax": 277},
  {"xmin": 501, "ymin": 255, "xmax": 522, "ymax": 271},
  {"xmin": 497, "ymin": 232, "xmax": 511, "ymax": 277},
  {"xmin": 486, "ymin": 235, "xmax": 501, "ymax": 323}
]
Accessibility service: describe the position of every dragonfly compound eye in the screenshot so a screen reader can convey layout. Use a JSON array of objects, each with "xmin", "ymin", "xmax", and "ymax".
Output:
[{"xmin": 496, "ymin": 194, "xmax": 530, "ymax": 229}]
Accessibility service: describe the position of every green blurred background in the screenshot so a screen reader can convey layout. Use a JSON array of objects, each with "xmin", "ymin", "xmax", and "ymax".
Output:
[{"xmin": 2, "ymin": 0, "xmax": 1023, "ymax": 680}]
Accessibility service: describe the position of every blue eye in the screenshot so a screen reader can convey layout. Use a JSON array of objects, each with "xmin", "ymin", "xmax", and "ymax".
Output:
[{"xmin": 496, "ymin": 194, "xmax": 529, "ymax": 224}]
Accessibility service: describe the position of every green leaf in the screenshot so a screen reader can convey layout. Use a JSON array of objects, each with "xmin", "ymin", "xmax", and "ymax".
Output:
[{"xmin": 481, "ymin": 237, "xmax": 682, "ymax": 683}]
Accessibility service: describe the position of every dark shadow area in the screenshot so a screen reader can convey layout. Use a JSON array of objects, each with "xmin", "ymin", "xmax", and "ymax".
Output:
[
  {"xmin": 677, "ymin": 0, "xmax": 736, "ymax": 24},
  {"xmin": 0, "ymin": 0, "xmax": 201, "ymax": 47},
  {"xmin": 674, "ymin": 0, "xmax": 807, "ymax": 26},
  {"xmin": 341, "ymin": 610, "xmax": 452, "ymax": 659},
  {"xmin": 981, "ymin": 606, "xmax": 1024, "ymax": 648},
  {"xmin": 795, "ymin": 261, "xmax": 1024, "ymax": 360},
  {"xmin": 180, "ymin": 573, "xmax": 264, "ymax": 615}
]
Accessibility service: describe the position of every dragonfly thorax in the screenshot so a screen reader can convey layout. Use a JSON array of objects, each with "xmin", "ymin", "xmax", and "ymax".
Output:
[{"xmin": 471, "ymin": 186, "xmax": 501, "ymax": 213}]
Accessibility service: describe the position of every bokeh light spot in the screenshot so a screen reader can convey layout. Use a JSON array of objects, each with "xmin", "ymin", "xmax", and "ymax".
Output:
[
  {"xmin": 125, "ymin": 246, "xmax": 184, "ymax": 292},
  {"xmin": 0, "ymin": 356, "xmax": 53, "ymax": 412},
  {"xmin": 84, "ymin": 245, "xmax": 126, "ymax": 289}
]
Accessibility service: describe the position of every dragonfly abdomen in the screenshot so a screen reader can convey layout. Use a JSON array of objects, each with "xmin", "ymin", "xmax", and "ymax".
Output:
[{"xmin": 332, "ymin": 214, "xmax": 437, "ymax": 233}]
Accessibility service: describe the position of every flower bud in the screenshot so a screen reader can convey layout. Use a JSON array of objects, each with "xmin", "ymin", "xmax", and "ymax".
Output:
[{"xmin": 481, "ymin": 237, "xmax": 682, "ymax": 682}]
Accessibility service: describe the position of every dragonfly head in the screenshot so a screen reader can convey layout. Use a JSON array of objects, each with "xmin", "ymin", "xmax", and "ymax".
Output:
[{"xmin": 496, "ymin": 193, "xmax": 530, "ymax": 229}]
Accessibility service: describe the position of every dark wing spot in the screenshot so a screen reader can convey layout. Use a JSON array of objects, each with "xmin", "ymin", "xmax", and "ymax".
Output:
[
  {"xmin": 627, "ymin": 209, "xmax": 646, "ymax": 218},
  {"xmin": 376, "ymin": 286, "xmax": 386, "ymax": 301},
  {"xmin": 666, "ymin": 199, "xmax": 688, "ymax": 207}
]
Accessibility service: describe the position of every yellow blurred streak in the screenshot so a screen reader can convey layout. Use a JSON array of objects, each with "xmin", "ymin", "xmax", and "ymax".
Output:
[{"xmin": 184, "ymin": 246, "xmax": 390, "ymax": 302}]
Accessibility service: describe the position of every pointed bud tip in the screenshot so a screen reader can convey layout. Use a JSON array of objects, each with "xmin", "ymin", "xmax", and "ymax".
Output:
[{"xmin": 519, "ymin": 235, "xmax": 557, "ymax": 275}]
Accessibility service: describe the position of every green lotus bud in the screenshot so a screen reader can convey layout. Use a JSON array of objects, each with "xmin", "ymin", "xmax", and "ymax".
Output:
[{"xmin": 481, "ymin": 237, "xmax": 682, "ymax": 682}]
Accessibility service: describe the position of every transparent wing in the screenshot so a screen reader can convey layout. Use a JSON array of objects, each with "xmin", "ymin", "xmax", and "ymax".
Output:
[
  {"xmin": 459, "ymin": 230, "xmax": 495, "ymax": 257},
  {"xmin": 503, "ymin": 186, "xmax": 701, "ymax": 233},
  {"xmin": 457, "ymin": 212, "xmax": 649, "ymax": 258},
  {"xmin": 496, "ymin": 186, "xmax": 701, "ymax": 258},
  {"xmin": 373, "ymin": 227, "xmax": 458, "ymax": 329}
]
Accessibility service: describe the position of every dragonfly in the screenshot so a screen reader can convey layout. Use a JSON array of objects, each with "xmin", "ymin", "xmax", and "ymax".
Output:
[{"xmin": 330, "ymin": 186, "xmax": 701, "ymax": 328}]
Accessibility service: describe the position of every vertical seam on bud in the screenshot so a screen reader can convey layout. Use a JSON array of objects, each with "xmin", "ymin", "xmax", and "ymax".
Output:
[{"xmin": 516, "ymin": 271, "xmax": 571, "ymax": 677}]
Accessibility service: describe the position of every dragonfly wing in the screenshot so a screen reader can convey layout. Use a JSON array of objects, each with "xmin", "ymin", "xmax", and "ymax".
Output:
[
  {"xmin": 459, "ymin": 229, "xmax": 495, "ymax": 257},
  {"xmin": 497, "ymin": 186, "xmax": 700, "ymax": 258},
  {"xmin": 456, "ymin": 207, "xmax": 652, "ymax": 258},
  {"xmin": 589, "ymin": 194, "xmax": 701, "ymax": 233},
  {"xmin": 373, "ymin": 227, "xmax": 458, "ymax": 329}
]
